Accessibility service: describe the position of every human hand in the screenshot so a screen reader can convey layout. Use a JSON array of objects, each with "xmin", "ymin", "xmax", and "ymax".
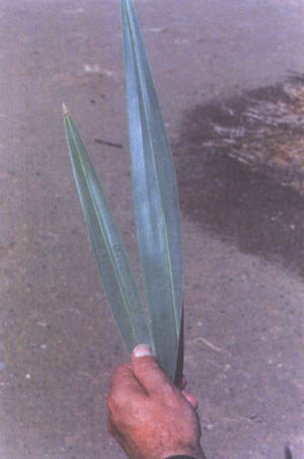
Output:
[{"xmin": 107, "ymin": 344, "xmax": 204, "ymax": 459}]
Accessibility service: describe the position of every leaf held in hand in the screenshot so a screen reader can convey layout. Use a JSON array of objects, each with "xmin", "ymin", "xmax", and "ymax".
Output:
[
  {"xmin": 63, "ymin": 0, "xmax": 184, "ymax": 384},
  {"xmin": 63, "ymin": 106, "xmax": 151, "ymax": 352},
  {"xmin": 121, "ymin": 0, "xmax": 184, "ymax": 382}
]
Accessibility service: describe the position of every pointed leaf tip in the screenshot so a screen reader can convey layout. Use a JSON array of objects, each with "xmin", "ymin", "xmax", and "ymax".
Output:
[
  {"xmin": 121, "ymin": 0, "xmax": 183, "ymax": 381},
  {"xmin": 62, "ymin": 103, "xmax": 69, "ymax": 117},
  {"xmin": 63, "ymin": 111, "xmax": 152, "ymax": 352}
]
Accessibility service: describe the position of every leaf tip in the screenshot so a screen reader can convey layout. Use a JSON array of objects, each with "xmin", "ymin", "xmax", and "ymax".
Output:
[{"xmin": 62, "ymin": 103, "xmax": 69, "ymax": 117}]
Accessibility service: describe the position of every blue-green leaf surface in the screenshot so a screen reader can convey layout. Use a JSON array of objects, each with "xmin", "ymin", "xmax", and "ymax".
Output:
[
  {"xmin": 63, "ymin": 107, "xmax": 151, "ymax": 352},
  {"xmin": 121, "ymin": 0, "xmax": 183, "ymax": 381}
]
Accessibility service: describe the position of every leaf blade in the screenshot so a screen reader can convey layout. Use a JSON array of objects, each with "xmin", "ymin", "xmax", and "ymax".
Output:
[
  {"xmin": 121, "ymin": 0, "xmax": 183, "ymax": 381},
  {"xmin": 63, "ymin": 108, "xmax": 151, "ymax": 352}
]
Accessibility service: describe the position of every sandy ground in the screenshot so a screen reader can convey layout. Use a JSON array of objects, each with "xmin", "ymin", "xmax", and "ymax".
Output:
[{"xmin": 0, "ymin": 1, "xmax": 304, "ymax": 458}]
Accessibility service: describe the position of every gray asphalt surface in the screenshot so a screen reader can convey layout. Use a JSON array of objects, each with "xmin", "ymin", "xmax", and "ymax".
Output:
[{"xmin": 1, "ymin": 1, "xmax": 304, "ymax": 458}]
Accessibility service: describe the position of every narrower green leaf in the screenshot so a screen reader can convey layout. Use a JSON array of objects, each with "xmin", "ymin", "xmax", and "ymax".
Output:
[
  {"xmin": 63, "ymin": 105, "xmax": 151, "ymax": 352},
  {"xmin": 121, "ymin": 0, "xmax": 183, "ymax": 381}
]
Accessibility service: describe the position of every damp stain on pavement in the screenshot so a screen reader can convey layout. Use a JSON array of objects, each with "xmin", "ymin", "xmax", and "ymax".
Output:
[{"xmin": 176, "ymin": 75, "xmax": 304, "ymax": 278}]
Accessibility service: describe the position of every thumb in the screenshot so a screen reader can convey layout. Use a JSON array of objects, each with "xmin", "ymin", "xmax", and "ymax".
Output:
[{"xmin": 131, "ymin": 344, "xmax": 172, "ymax": 395}]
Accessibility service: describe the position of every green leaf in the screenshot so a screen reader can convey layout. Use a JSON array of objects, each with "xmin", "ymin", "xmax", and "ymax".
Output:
[
  {"xmin": 121, "ymin": 0, "xmax": 184, "ymax": 382},
  {"xmin": 63, "ymin": 105, "xmax": 152, "ymax": 352}
]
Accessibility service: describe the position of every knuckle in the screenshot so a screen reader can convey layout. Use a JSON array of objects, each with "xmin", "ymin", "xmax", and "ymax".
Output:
[
  {"xmin": 110, "ymin": 364, "xmax": 125, "ymax": 383},
  {"xmin": 110, "ymin": 363, "xmax": 132, "ymax": 387},
  {"xmin": 107, "ymin": 390, "xmax": 126, "ymax": 414}
]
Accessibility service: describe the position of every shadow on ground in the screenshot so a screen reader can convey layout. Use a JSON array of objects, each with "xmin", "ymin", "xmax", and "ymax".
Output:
[{"xmin": 175, "ymin": 75, "xmax": 304, "ymax": 279}]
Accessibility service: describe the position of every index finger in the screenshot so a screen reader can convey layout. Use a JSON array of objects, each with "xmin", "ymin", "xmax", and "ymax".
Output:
[
  {"xmin": 109, "ymin": 363, "xmax": 146, "ymax": 398},
  {"xmin": 131, "ymin": 345, "xmax": 176, "ymax": 396},
  {"xmin": 107, "ymin": 363, "xmax": 147, "ymax": 427}
]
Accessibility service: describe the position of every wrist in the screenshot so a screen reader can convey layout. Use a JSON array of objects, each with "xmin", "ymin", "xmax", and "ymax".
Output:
[
  {"xmin": 164, "ymin": 456, "xmax": 200, "ymax": 459},
  {"xmin": 164, "ymin": 454, "xmax": 205, "ymax": 459},
  {"xmin": 164, "ymin": 456, "xmax": 197, "ymax": 459},
  {"xmin": 162, "ymin": 446, "xmax": 205, "ymax": 459},
  {"xmin": 163, "ymin": 444, "xmax": 206, "ymax": 459}
]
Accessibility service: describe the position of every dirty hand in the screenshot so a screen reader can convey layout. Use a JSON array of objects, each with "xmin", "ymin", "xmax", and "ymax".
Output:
[{"xmin": 107, "ymin": 344, "xmax": 204, "ymax": 459}]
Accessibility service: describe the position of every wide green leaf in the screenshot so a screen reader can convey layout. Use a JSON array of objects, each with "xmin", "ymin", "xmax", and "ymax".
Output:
[
  {"xmin": 63, "ymin": 105, "xmax": 152, "ymax": 352},
  {"xmin": 121, "ymin": 0, "xmax": 184, "ymax": 382}
]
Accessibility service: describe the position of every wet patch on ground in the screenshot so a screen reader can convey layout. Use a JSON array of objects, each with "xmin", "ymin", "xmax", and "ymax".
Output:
[
  {"xmin": 178, "ymin": 73, "xmax": 304, "ymax": 194},
  {"xmin": 175, "ymin": 74, "xmax": 304, "ymax": 277}
]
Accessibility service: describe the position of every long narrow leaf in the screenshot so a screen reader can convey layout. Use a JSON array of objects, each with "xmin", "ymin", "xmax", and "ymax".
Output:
[
  {"xmin": 63, "ymin": 105, "xmax": 152, "ymax": 352},
  {"xmin": 121, "ymin": 0, "xmax": 183, "ymax": 381}
]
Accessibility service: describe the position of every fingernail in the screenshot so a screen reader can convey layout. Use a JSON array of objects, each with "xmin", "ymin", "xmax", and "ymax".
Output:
[{"xmin": 132, "ymin": 344, "xmax": 152, "ymax": 358}]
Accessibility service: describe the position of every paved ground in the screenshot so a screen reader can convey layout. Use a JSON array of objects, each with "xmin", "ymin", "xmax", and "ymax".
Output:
[{"xmin": 0, "ymin": 1, "xmax": 304, "ymax": 458}]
